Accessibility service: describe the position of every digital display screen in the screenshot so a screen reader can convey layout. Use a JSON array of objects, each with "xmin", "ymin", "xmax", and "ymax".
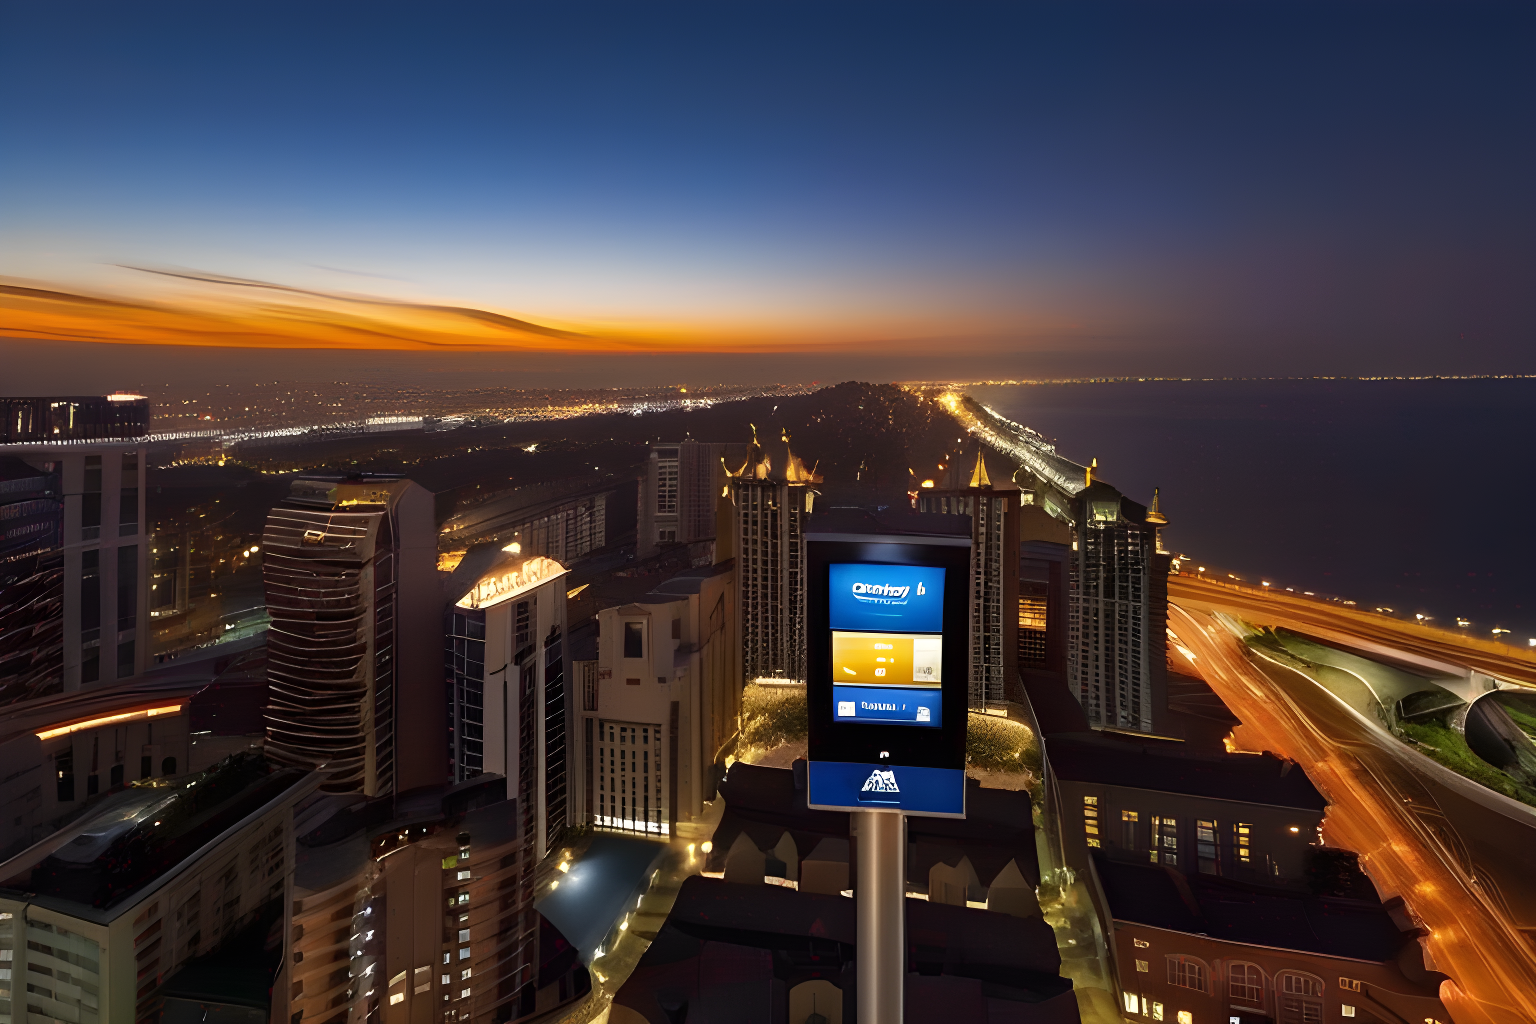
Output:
[{"xmin": 828, "ymin": 563, "xmax": 945, "ymax": 728}]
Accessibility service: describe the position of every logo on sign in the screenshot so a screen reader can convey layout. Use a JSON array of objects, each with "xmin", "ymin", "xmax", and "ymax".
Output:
[
  {"xmin": 860, "ymin": 769, "xmax": 900, "ymax": 794},
  {"xmin": 850, "ymin": 580, "xmax": 925, "ymax": 605}
]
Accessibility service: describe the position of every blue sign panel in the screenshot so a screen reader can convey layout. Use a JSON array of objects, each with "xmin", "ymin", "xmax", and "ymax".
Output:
[
  {"xmin": 805, "ymin": 761, "xmax": 967, "ymax": 817},
  {"xmin": 828, "ymin": 563, "xmax": 945, "ymax": 634},
  {"xmin": 832, "ymin": 684, "xmax": 942, "ymax": 727}
]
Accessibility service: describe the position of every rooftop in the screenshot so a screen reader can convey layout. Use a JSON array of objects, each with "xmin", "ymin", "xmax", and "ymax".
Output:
[
  {"xmin": 0, "ymin": 752, "xmax": 311, "ymax": 920},
  {"xmin": 1093, "ymin": 851, "xmax": 1410, "ymax": 963},
  {"xmin": 712, "ymin": 761, "xmax": 1040, "ymax": 889},
  {"xmin": 1047, "ymin": 733, "xmax": 1327, "ymax": 811}
]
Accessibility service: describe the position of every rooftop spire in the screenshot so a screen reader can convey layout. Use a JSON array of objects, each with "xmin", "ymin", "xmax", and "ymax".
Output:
[
  {"xmin": 1146, "ymin": 486, "xmax": 1168, "ymax": 525},
  {"xmin": 969, "ymin": 449, "xmax": 992, "ymax": 489}
]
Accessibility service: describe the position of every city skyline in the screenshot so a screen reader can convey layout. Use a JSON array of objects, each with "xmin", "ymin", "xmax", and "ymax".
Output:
[{"xmin": 2, "ymin": 3, "xmax": 1533, "ymax": 382}]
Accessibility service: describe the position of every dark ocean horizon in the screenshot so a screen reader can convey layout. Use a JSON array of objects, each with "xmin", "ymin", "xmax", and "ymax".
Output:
[{"xmin": 970, "ymin": 378, "xmax": 1536, "ymax": 645}]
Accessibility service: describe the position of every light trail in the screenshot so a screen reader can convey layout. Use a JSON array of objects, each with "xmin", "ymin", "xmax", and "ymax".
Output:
[{"xmin": 1168, "ymin": 599, "xmax": 1536, "ymax": 1024}]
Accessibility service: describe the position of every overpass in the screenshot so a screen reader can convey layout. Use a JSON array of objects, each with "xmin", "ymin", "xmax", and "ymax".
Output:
[{"xmin": 1170, "ymin": 574, "xmax": 1536, "ymax": 1024}]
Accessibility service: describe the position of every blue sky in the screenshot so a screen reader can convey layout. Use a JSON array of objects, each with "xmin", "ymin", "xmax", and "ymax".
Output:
[{"xmin": 1, "ymin": 2, "xmax": 1531, "ymax": 378}]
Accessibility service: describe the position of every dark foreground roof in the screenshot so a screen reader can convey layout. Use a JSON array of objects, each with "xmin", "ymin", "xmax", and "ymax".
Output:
[
  {"xmin": 712, "ymin": 761, "xmax": 1039, "ymax": 889},
  {"xmin": 614, "ymin": 876, "xmax": 1078, "ymax": 1024},
  {"xmin": 1047, "ymin": 734, "xmax": 1326, "ymax": 811},
  {"xmin": 1094, "ymin": 852, "xmax": 1408, "ymax": 963}
]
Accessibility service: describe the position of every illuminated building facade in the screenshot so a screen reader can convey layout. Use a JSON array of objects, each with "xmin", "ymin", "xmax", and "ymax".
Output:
[
  {"xmin": 445, "ymin": 552, "xmax": 570, "ymax": 861},
  {"xmin": 636, "ymin": 440, "xmax": 746, "ymax": 559},
  {"xmin": 262, "ymin": 475, "xmax": 441, "ymax": 797},
  {"xmin": 1015, "ymin": 456, "xmax": 1171, "ymax": 736},
  {"xmin": 581, "ymin": 561, "xmax": 738, "ymax": 836},
  {"xmin": 1064, "ymin": 481, "xmax": 1169, "ymax": 733},
  {"xmin": 915, "ymin": 451, "xmax": 1020, "ymax": 709},
  {"xmin": 0, "ymin": 395, "xmax": 151, "ymax": 709},
  {"xmin": 727, "ymin": 438, "xmax": 820, "ymax": 683},
  {"xmin": 292, "ymin": 778, "xmax": 587, "ymax": 1024}
]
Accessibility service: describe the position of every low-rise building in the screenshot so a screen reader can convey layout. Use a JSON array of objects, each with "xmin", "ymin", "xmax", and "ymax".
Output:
[
  {"xmin": 0, "ymin": 751, "xmax": 317, "ymax": 1022},
  {"xmin": 1097, "ymin": 849, "xmax": 1449, "ymax": 1024},
  {"xmin": 1049, "ymin": 734, "xmax": 1327, "ymax": 885},
  {"xmin": 580, "ymin": 561, "xmax": 738, "ymax": 836}
]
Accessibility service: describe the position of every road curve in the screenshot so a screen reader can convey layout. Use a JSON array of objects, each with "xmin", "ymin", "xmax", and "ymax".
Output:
[{"xmin": 1167, "ymin": 600, "xmax": 1536, "ymax": 1024}]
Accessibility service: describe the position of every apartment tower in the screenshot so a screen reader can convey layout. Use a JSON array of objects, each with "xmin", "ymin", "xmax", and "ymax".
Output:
[{"xmin": 262, "ymin": 475, "xmax": 441, "ymax": 796}]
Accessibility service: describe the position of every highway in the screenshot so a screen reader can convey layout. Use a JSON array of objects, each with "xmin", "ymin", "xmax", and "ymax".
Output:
[{"xmin": 1168, "ymin": 577, "xmax": 1536, "ymax": 1024}]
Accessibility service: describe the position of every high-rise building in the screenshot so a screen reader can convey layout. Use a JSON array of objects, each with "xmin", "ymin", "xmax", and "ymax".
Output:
[
  {"xmin": 290, "ymin": 777, "xmax": 588, "ymax": 1024},
  {"xmin": 1015, "ymin": 458, "xmax": 1171, "ymax": 736},
  {"xmin": 915, "ymin": 451, "xmax": 1020, "ymax": 710},
  {"xmin": 636, "ymin": 440, "xmax": 750, "ymax": 560},
  {"xmin": 262, "ymin": 475, "xmax": 442, "ymax": 797},
  {"xmin": 0, "ymin": 395, "xmax": 151, "ymax": 705},
  {"xmin": 726, "ymin": 438, "xmax": 820, "ymax": 683},
  {"xmin": 445, "ymin": 551, "xmax": 571, "ymax": 860}
]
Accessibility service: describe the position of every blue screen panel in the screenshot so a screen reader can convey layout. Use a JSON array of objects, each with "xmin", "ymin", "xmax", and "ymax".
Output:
[
  {"xmin": 832, "ymin": 684, "xmax": 943, "ymax": 727},
  {"xmin": 828, "ymin": 563, "xmax": 945, "ymax": 634}
]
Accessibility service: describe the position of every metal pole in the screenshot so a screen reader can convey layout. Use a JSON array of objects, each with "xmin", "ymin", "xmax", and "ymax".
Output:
[{"xmin": 855, "ymin": 808, "xmax": 905, "ymax": 1024}]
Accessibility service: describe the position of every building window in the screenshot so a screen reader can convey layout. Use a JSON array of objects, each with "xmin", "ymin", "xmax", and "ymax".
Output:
[
  {"xmin": 1153, "ymin": 816, "xmax": 1178, "ymax": 866},
  {"xmin": 1166, "ymin": 955, "xmax": 1207, "ymax": 993},
  {"xmin": 1121, "ymin": 809, "xmax": 1140, "ymax": 850},
  {"xmin": 1176, "ymin": 1013, "xmax": 1191, "ymax": 1024},
  {"xmin": 1084, "ymin": 796, "xmax": 1100, "ymax": 847},
  {"xmin": 1235, "ymin": 822, "xmax": 1252, "ymax": 863},
  {"xmin": 1151, "ymin": 1002, "xmax": 1163, "ymax": 1022},
  {"xmin": 1196, "ymin": 819, "xmax": 1219, "ymax": 874},
  {"xmin": 459, "ymin": 947, "xmax": 471, "ymax": 960},
  {"xmin": 1135, "ymin": 960, "xmax": 1148, "ymax": 973},
  {"xmin": 1122, "ymin": 992, "xmax": 1140, "ymax": 1014},
  {"xmin": 623, "ymin": 622, "xmax": 644, "ymax": 659},
  {"xmin": 1277, "ymin": 971, "xmax": 1324, "ymax": 1024},
  {"xmin": 1342, "ymin": 1006, "xmax": 1356, "ymax": 1018},
  {"xmin": 1339, "ymin": 977, "xmax": 1361, "ymax": 992},
  {"xmin": 457, "ymin": 929, "xmax": 470, "ymax": 942},
  {"xmin": 1229, "ymin": 962, "xmax": 1265, "ymax": 1009}
]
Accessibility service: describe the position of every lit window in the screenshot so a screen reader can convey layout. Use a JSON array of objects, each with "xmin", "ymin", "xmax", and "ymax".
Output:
[
  {"xmin": 1343, "ymin": 1007, "xmax": 1356, "ymax": 1018},
  {"xmin": 459, "ymin": 947, "xmax": 471, "ymax": 960},
  {"xmin": 441, "ymin": 974, "xmax": 450, "ymax": 985},
  {"xmin": 457, "ymin": 870, "xmax": 471, "ymax": 880},
  {"xmin": 1177, "ymin": 1013, "xmax": 1192, "ymax": 1024},
  {"xmin": 1136, "ymin": 960, "xmax": 1149, "ymax": 973},
  {"xmin": 1088, "ymin": 838, "xmax": 1101, "ymax": 848},
  {"xmin": 1339, "ymin": 977, "xmax": 1361, "ymax": 992},
  {"xmin": 390, "ymin": 993, "xmax": 405, "ymax": 1005},
  {"xmin": 443, "ymin": 952, "xmax": 450, "ymax": 964},
  {"xmin": 458, "ymin": 929, "xmax": 470, "ymax": 942},
  {"xmin": 1122, "ymin": 992, "xmax": 1140, "ymax": 1014},
  {"xmin": 1122, "ymin": 810, "xmax": 1139, "ymax": 822},
  {"xmin": 457, "ymin": 893, "xmax": 470, "ymax": 904},
  {"xmin": 1133, "ymin": 938, "xmax": 1150, "ymax": 949},
  {"xmin": 461, "ymin": 968, "xmax": 472, "ymax": 980},
  {"xmin": 461, "ymin": 988, "xmax": 472, "ymax": 999},
  {"xmin": 1151, "ymin": 1003, "xmax": 1163, "ymax": 1022}
]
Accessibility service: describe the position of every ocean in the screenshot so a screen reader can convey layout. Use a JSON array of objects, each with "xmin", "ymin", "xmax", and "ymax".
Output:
[{"xmin": 968, "ymin": 378, "xmax": 1536, "ymax": 643}]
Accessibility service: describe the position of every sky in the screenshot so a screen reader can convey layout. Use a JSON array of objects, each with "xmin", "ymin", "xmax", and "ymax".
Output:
[{"xmin": 1, "ymin": 2, "xmax": 1532, "ymax": 383}]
